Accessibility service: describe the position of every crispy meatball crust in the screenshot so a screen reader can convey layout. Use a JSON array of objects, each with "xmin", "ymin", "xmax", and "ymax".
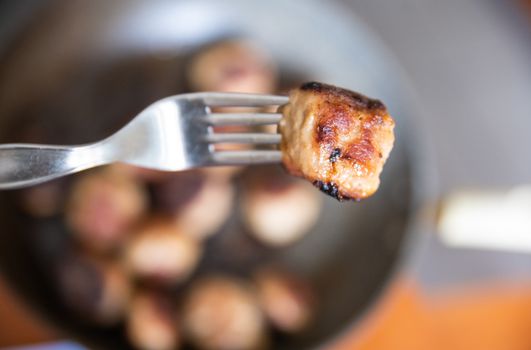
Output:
[{"xmin": 279, "ymin": 82, "xmax": 395, "ymax": 200}]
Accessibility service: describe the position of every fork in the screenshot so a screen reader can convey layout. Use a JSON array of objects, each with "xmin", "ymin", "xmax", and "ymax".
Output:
[{"xmin": 0, "ymin": 92, "xmax": 288, "ymax": 190}]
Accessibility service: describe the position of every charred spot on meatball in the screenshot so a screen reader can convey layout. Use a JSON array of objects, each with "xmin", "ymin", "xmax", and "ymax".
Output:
[
  {"xmin": 312, "ymin": 181, "xmax": 342, "ymax": 201},
  {"xmin": 329, "ymin": 148, "xmax": 341, "ymax": 163}
]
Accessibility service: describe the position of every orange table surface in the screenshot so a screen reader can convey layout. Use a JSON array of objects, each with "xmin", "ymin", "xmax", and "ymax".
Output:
[{"xmin": 332, "ymin": 276, "xmax": 531, "ymax": 350}]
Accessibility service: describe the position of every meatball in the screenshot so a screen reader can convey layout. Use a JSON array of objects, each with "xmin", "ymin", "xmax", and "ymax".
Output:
[
  {"xmin": 125, "ymin": 218, "xmax": 201, "ymax": 285},
  {"xmin": 55, "ymin": 254, "xmax": 131, "ymax": 326},
  {"xmin": 182, "ymin": 276, "xmax": 267, "ymax": 350},
  {"xmin": 174, "ymin": 177, "xmax": 234, "ymax": 240},
  {"xmin": 65, "ymin": 167, "xmax": 148, "ymax": 252},
  {"xmin": 242, "ymin": 169, "xmax": 321, "ymax": 247},
  {"xmin": 254, "ymin": 268, "xmax": 315, "ymax": 333},
  {"xmin": 188, "ymin": 40, "xmax": 276, "ymax": 94},
  {"xmin": 279, "ymin": 82, "xmax": 395, "ymax": 200},
  {"xmin": 127, "ymin": 291, "xmax": 180, "ymax": 350},
  {"xmin": 153, "ymin": 171, "xmax": 235, "ymax": 240}
]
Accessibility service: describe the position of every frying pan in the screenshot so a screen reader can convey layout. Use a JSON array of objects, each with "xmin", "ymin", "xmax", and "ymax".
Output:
[{"xmin": 0, "ymin": 1, "xmax": 435, "ymax": 349}]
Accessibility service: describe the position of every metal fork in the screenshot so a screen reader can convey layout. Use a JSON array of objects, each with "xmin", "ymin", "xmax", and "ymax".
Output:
[{"xmin": 0, "ymin": 92, "xmax": 288, "ymax": 189}]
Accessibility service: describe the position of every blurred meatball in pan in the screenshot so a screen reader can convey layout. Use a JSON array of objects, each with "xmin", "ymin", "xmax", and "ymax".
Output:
[
  {"xmin": 182, "ymin": 276, "xmax": 267, "ymax": 350},
  {"xmin": 124, "ymin": 218, "xmax": 201, "ymax": 285},
  {"xmin": 187, "ymin": 40, "xmax": 277, "ymax": 94},
  {"xmin": 153, "ymin": 171, "xmax": 235, "ymax": 240},
  {"xmin": 65, "ymin": 167, "xmax": 148, "ymax": 253},
  {"xmin": 254, "ymin": 267, "xmax": 315, "ymax": 333},
  {"xmin": 126, "ymin": 290, "xmax": 180, "ymax": 350},
  {"xmin": 241, "ymin": 168, "xmax": 321, "ymax": 247}
]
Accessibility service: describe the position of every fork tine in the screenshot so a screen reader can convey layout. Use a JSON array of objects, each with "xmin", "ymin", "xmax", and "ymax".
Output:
[
  {"xmin": 202, "ymin": 92, "xmax": 289, "ymax": 107},
  {"xmin": 203, "ymin": 113, "xmax": 282, "ymax": 126},
  {"xmin": 211, "ymin": 150, "xmax": 282, "ymax": 165},
  {"xmin": 204, "ymin": 133, "xmax": 281, "ymax": 144}
]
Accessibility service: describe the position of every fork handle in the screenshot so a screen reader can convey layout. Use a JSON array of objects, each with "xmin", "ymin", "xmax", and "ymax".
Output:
[{"xmin": 0, "ymin": 143, "xmax": 108, "ymax": 189}]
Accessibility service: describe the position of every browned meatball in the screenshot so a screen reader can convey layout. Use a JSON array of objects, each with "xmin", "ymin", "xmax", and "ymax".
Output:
[
  {"xmin": 241, "ymin": 170, "xmax": 321, "ymax": 247},
  {"xmin": 279, "ymin": 82, "xmax": 395, "ymax": 200},
  {"xmin": 188, "ymin": 40, "xmax": 276, "ymax": 94},
  {"xmin": 254, "ymin": 268, "xmax": 315, "ymax": 333},
  {"xmin": 55, "ymin": 254, "xmax": 131, "ymax": 326},
  {"xmin": 65, "ymin": 167, "xmax": 147, "ymax": 252},
  {"xmin": 125, "ymin": 218, "xmax": 201, "ymax": 284},
  {"xmin": 182, "ymin": 276, "xmax": 267, "ymax": 350},
  {"xmin": 127, "ymin": 291, "xmax": 180, "ymax": 350}
]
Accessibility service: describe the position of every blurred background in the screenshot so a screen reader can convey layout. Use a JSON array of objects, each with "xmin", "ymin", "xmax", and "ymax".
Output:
[{"xmin": 0, "ymin": 0, "xmax": 530, "ymax": 349}]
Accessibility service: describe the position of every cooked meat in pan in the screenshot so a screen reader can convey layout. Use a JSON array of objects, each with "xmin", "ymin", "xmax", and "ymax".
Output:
[
  {"xmin": 125, "ymin": 218, "xmax": 201, "ymax": 285},
  {"xmin": 65, "ymin": 167, "xmax": 147, "ymax": 253},
  {"xmin": 153, "ymin": 171, "xmax": 235, "ymax": 240},
  {"xmin": 279, "ymin": 82, "xmax": 395, "ymax": 200},
  {"xmin": 126, "ymin": 291, "xmax": 180, "ymax": 350},
  {"xmin": 187, "ymin": 40, "xmax": 276, "ymax": 94},
  {"xmin": 241, "ymin": 168, "xmax": 320, "ymax": 247},
  {"xmin": 182, "ymin": 276, "xmax": 267, "ymax": 350},
  {"xmin": 254, "ymin": 267, "xmax": 315, "ymax": 333}
]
